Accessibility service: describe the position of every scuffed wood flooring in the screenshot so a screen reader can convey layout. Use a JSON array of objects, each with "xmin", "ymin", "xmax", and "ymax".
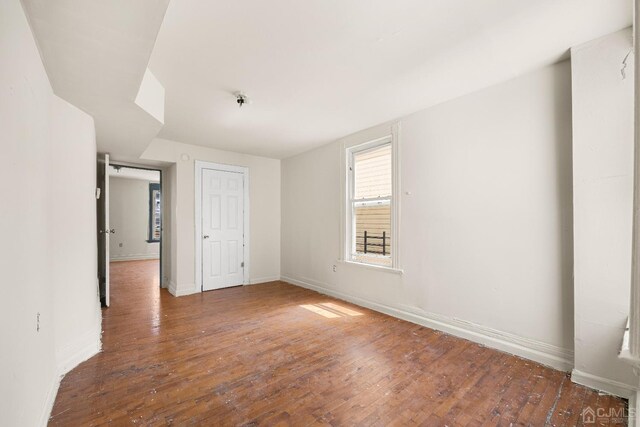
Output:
[{"xmin": 50, "ymin": 260, "xmax": 628, "ymax": 426}]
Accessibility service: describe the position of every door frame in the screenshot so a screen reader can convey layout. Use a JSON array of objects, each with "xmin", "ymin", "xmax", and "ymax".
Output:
[
  {"xmin": 195, "ymin": 160, "xmax": 250, "ymax": 291},
  {"xmin": 109, "ymin": 162, "xmax": 164, "ymax": 288},
  {"xmin": 97, "ymin": 153, "xmax": 110, "ymax": 307}
]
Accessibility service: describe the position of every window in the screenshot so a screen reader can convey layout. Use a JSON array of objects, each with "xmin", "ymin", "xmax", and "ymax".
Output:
[
  {"xmin": 148, "ymin": 183, "xmax": 161, "ymax": 243},
  {"xmin": 347, "ymin": 137, "xmax": 394, "ymax": 267}
]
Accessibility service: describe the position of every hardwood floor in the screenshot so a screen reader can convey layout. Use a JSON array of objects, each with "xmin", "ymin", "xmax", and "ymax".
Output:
[{"xmin": 50, "ymin": 260, "xmax": 628, "ymax": 426}]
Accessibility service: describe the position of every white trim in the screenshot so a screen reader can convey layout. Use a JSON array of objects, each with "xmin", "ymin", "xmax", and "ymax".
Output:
[
  {"xmin": 619, "ymin": 318, "xmax": 640, "ymax": 370},
  {"xmin": 354, "ymin": 198, "xmax": 391, "ymax": 207},
  {"xmin": 104, "ymin": 153, "xmax": 110, "ymax": 307},
  {"xmin": 195, "ymin": 160, "xmax": 250, "ymax": 292},
  {"xmin": 168, "ymin": 280, "xmax": 178, "ymax": 296},
  {"xmin": 39, "ymin": 374, "xmax": 61, "ymax": 427},
  {"xmin": 175, "ymin": 286, "xmax": 199, "ymax": 297},
  {"xmin": 630, "ymin": 391, "xmax": 640, "ymax": 427},
  {"xmin": 281, "ymin": 275, "xmax": 573, "ymax": 372},
  {"xmin": 42, "ymin": 318, "xmax": 102, "ymax": 426},
  {"xmin": 571, "ymin": 369, "xmax": 639, "ymax": 399},
  {"xmin": 167, "ymin": 281, "xmax": 200, "ymax": 297},
  {"xmin": 110, "ymin": 254, "xmax": 160, "ymax": 262},
  {"xmin": 57, "ymin": 340, "xmax": 101, "ymax": 377},
  {"xmin": 342, "ymin": 123, "xmax": 401, "ymax": 269},
  {"xmin": 249, "ymin": 276, "xmax": 281, "ymax": 285},
  {"xmin": 631, "ymin": 0, "xmax": 640, "ymax": 362},
  {"xmin": 56, "ymin": 322, "xmax": 102, "ymax": 375},
  {"xmin": 339, "ymin": 260, "xmax": 403, "ymax": 275},
  {"xmin": 391, "ymin": 122, "xmax": 401, "ymax": 269},
  {"xmin": 346, "ymin": 136, "xmax": 392, "ymax": 262}
]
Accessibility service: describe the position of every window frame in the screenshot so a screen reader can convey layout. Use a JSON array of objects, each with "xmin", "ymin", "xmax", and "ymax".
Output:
[
  {"xmin": 342, "ymin": 124, "xmax": 400, "ymax": 271},
  {"xmin": 147, "ymin": 182, "xmax": 161, "ymax": 243}
]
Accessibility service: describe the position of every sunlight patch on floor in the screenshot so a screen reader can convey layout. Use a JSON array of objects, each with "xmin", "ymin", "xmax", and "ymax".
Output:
[
  {"xmin": 321, "ymin": 302, "xmax": 362, "ymax": 316},
  {"xmin": 300, "ymin": 304, "xmax": 340, "ymax": 318},
  {"xmin": 300, "ymin": 302, "xmax": 363, "ymax": 318}
]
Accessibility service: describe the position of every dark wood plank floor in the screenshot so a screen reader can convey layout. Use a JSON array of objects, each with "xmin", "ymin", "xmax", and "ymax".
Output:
[{"xmin": 50, "ymin": 260, "xmax": 628, "ymax": 426}]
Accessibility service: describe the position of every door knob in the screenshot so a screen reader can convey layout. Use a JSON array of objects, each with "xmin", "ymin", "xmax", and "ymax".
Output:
[{"xmin": 203, "ymin": 235, "xmax": 210, "ymax": 239}]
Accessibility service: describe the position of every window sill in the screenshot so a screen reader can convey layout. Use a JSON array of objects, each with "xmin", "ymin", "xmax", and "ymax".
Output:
[{"xmin": 339, "ymin": 260, "xmax": 404, "ymax": 275}]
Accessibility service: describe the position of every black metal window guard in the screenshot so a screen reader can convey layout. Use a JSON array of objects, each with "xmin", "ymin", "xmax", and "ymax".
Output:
[{"xmin": 355, "ymin": 231, "xmax": 390, "ymax": 256}]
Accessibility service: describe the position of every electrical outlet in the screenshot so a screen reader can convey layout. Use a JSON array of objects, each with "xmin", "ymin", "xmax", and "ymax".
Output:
[
  {"xmin": 332, "ymin": 265, "xmax": 337, "ymax": 272},
  {"xmin": 36, "ymin": 312, "xmax": 40, "ymax": 332}
]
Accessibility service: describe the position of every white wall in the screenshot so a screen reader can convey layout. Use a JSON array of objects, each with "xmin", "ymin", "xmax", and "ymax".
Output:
[
  {"xmin": 161, "ymin": 164, "xmax": 175, "ymax": 288},
  {"xmin": 0, "ymin": 0, "xmax": 101, "ymax": 425},
  {"xmin": 141, "ymin": 138, "xmax": 281, "ymax": 295},
  {"xmin": 109, "ymin": 176, "xmax": 160, "ymax": 261},
  {"xmin": 570, "ymin": 29, "xmax": 639, "ymax": 396},
  {"xmin": 50, "ymin": 96, "xmax": 102, "ymax": 375},
  {"xmin": 134, "ymin": 68, "xmax": 165, "ymax": 125},
  {"xmin": 282, "ymin": 60, "xmax": 575, "ymax": 371}
]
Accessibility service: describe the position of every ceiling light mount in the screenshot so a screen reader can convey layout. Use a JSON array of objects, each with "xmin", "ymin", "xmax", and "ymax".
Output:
[{"xmin": 234, "ymin": 91, "xmax": 250, "ymax": 108}]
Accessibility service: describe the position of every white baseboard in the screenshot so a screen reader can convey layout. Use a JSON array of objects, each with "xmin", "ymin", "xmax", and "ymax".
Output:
[
  {"xmin": 249, "ymin": 276, "xmax": 280, "ymax": 285},
  {"xmin": 572, "ymin": 369, "xmax": 639, "ymax": 399},
  {"xmin": 39, "ymin": 373, "xmax": 62, "ymax": 427},
  {"xmin": 56, "ymin": 325, "xmax": 102, "ymax": 376},
  {"xmin": 110, "ymin": 254, "xmax": 160, "ymax": 262},
  {"xmin": 168, "ymin": 281, "xmax": 199, "ymax": 297},
  {"xmin": 168, "ymin": 278, "xmax": 281, "ymax": 294},
  {"xmin": 281, "ymin": 275, "xmax": 574, "ymax": 372},
  {"xmin": 42, "ymin": 321, "xmax": 102, "ymax": 425},
  {"xmin": 168, "ymin": 280, "xmax": 177, "ymax": 295}
]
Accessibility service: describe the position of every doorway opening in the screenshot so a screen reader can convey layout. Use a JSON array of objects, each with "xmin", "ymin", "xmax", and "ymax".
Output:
[{"xmin": 97, "ymin": 156, "xmax": 163, "ymax": 307}]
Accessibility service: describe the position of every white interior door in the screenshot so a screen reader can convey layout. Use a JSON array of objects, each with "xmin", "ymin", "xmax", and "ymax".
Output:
[
  {"xmin": 104, "ymin": 154, "xmax": 110, "ymax": 306},
  {"xmin": 97, "ymin": 153, "xmax": 110, "ymax": 306},
  {"xmin": 202, "ymin": 168, "xmax": 244, "ymax": 291}
]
